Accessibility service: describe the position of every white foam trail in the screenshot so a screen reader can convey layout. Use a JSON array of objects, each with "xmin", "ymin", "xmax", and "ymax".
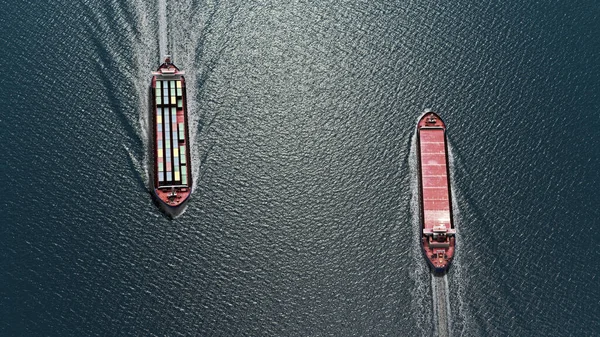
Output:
[
  {"xmin": 432, "ymin": 274, "xmax": 451, "ymax": 337},
  {"xmin": 158, "ymin": 0, "xmax": 168, "ymax": 57},
  {"xmin": 444, "ymin": 274, "xmax": 452, "ymax": 334}
]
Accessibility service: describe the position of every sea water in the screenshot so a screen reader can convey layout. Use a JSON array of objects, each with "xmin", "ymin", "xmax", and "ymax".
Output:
[{"xmin": 1, "ymin": 0, "xmax": 599, "ymax": 335}]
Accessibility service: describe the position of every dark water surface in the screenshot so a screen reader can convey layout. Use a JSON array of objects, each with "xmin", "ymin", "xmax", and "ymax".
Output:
[{"xmin": 1, "ymin": 0, "xmax": 599, "ymax": 335}]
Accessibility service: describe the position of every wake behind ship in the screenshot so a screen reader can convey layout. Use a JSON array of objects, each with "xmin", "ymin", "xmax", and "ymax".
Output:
[
  {"xmin": 150, "ymin": 56, "xmax": 192, "ymax": 218},
  {"xmin": 416, "ymin": 111, "xmax": 455, "ymax": 274}
]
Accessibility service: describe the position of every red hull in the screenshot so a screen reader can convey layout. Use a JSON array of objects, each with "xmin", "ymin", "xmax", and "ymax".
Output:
[
  {"xmin": 150, "ymin": 58, "xmax": 192, "ymax": 217},
  {"xmin": 417, "ymin": 111, "xmax": 455, "ymax": 273}
]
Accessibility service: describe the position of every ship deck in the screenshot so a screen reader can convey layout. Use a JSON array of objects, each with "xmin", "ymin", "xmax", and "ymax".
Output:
[
  {"xmin": 154, "ymin": 77, "xmax": 189, "ymax": 188},
  {"xmin": 419, "ymin": 128, "xmax": 451, "ymax": 230}
]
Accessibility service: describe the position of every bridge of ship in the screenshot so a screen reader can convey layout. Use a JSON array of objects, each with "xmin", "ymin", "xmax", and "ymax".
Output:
[{"xmin": 154, "ymin": 76, "xmax": 188, "ymax": 188}]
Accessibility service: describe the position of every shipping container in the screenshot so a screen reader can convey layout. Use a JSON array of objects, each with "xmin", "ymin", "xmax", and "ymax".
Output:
[
  {"xmin": 180, "ymin": 146, "xmax": 186, "ymax": 164},
  {"xmin": 178, "ymin": 123, "xmax": 184, "ymax": 140}
]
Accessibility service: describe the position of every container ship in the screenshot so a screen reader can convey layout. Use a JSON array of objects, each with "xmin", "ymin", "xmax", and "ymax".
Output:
[
  {"xmin": 150, "ymin": 56, "xmax": 192, "ymax": 218},
  {"xmin": 416, "ymin": 111, "xmax": 455, "ymax": 274}
]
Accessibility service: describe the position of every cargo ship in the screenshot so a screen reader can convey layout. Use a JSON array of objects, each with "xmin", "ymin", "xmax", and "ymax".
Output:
[
  {"xmin": 416, "ymin": 111, "xmax": 455, "ymax": 274},
  {"xmin": 150, "ymin": 56, "xmax": 192, "ymax": 218}
]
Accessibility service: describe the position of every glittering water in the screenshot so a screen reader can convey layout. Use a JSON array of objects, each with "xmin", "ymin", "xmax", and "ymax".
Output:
[{"xmin": 1, "ymin": 0, "xmax": 599, "ymax": 335}]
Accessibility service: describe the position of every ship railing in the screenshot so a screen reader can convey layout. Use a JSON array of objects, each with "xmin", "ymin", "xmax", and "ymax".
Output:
[
  {"xmin": 152, "ymin": 70, "xmax": 186, "ymax": 76},
  {"xmin": 157, "ymin": 184, "xmax": 188, "ymax": 189},
  {"xmin": 423, "ymin": 228, "xmax": 456, "ymax": 236}
]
